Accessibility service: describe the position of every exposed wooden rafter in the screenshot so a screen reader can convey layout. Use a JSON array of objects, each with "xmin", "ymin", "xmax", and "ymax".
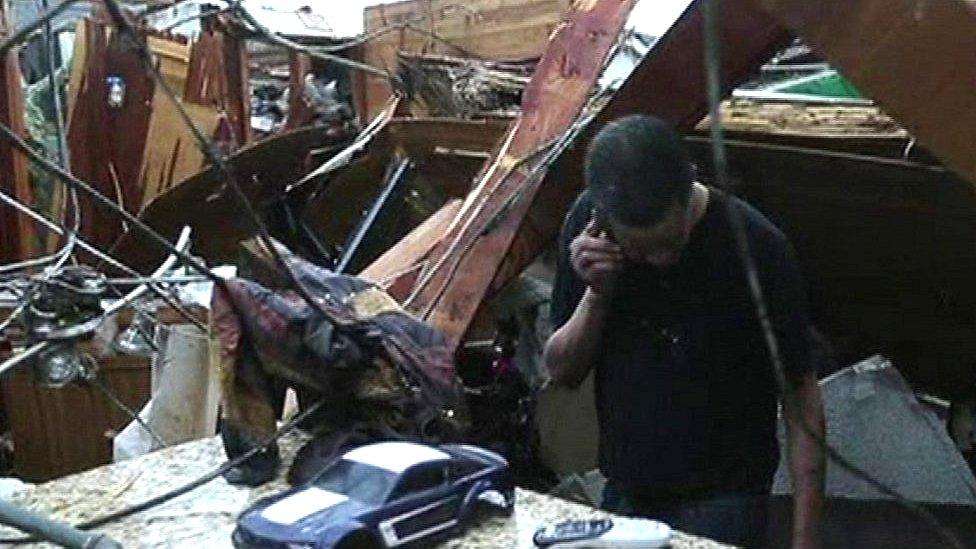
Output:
[{"xmin": 0, "ymin": 0, "xmax": 32, "ymax": 263}]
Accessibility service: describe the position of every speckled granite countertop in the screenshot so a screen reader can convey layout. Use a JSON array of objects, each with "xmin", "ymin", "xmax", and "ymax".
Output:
[{"xmin": 1, "ymin": 435, "xmax": 731, "ymax": 548}]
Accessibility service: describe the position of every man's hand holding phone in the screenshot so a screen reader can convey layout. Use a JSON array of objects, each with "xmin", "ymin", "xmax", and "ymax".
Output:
[{"xmin": 570, "ymin": 216, "xmax": 623, "ymax": 298}]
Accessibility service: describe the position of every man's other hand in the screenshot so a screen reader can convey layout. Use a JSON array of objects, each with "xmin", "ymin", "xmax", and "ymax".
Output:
[{"xmin": 570, "ymin": 219, "xmax": 623, "ymax": 297}]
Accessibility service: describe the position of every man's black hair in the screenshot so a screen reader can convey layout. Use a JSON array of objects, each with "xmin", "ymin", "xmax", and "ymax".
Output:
[{"xmin": 584, "ymin": 114, "xmax": 694, "ymax": 228}]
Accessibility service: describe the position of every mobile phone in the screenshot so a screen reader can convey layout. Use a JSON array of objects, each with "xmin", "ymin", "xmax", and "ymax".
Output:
[{"xmin": 590, "ymin": 207, "xmax": 616, "ymax": 242}]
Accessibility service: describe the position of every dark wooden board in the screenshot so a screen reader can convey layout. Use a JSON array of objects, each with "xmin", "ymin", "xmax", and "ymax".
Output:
[{"xmin": 112, "ymin": 126, "xmax": 345, "ymax": 272}]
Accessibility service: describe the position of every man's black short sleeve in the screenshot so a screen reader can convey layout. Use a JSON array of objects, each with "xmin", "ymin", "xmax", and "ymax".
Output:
[{"xmin": 751, "ymin": 218, "xmax": 814, "ymax": 384}]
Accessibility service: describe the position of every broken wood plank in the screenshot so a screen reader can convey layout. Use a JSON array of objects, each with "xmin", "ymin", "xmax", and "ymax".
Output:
[
  {"xmin": 403, "ymin": 0, "xmax": 638, "ymax": 350},
  {"xmin": 360, "ymin": 198, "xmax": 462, "ymax": 285},
  {"xmin": 183, "ymin": 30, "xmax": 225, "ymax": 105},
  {"xmin": 697, "ymin": 100, "xmax": 906, "ymax": 138},
  {"xmin": 137, "ymin": 89, "xmax": 221, "ymax": 209},
  {"xmin": 113, "ymin": 126, "xmax": 349, "ymax": 271},
  {"xmin": 147, "ymin": 34, "xmax": 192, "ymax": 93},
  {"xmin": 67, "ymin": 19, "xmax": 156, "ymax": 251},
  {"xmin": 747, "ymin": 0, "xmax": 976, "ymax": 183},
  {"xmin": 0, "ymin": 12, "xmax": 32, "ymax": 263},
  {"xmin": 283, "ymin": 51, "xmax": 314, "ymax": 131}
]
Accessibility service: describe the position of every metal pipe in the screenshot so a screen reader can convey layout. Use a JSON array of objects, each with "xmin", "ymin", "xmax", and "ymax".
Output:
[
  {"xmin": 0, "ymin": 498, "xmax": 121, "ymax": 548},
  {"xmin": 0, "ymin": 253, "xmax": 60, "ymax": 275},
  {"xmin": 106, "ymin": 275, "xmax": 211, "ymax": 285},
  {"xmin": 335, "ymin": 157, "xmax": 411, "ymax": 274},
  {"xmin": 0, "ymin": 342, "xmax": 46, "ymax": 377}
]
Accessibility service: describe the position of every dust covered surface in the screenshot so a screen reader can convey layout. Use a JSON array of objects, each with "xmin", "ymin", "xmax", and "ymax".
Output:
[{"xmin": 3, "ymin": 435, "xmax": 731, "ymax": 548}]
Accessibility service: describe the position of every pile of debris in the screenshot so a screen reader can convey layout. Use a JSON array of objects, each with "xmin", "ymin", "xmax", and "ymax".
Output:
[
  {"xmin": 398, "ymin": 53, "xmax": 534, "ymax": 118},
  {"xmin": 4, "ymin": 0, "xmax": 976, "ymax": 547}
]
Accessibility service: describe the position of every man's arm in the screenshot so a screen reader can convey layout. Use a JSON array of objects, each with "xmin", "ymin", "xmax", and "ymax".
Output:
[
  {"xmin": 544, "ymin": 288, "xmax": 610, "ymax": 388},
  {"xmin": 544, "ymin": 205, "xmax": 622, "ymax": 388},
  {"xmin": 763, "ymin": 231, "xmax": 825, "ymax": 549},
  {"xmin": 785, "ymin": 371, "xmax": 826, "ymax": 549}
]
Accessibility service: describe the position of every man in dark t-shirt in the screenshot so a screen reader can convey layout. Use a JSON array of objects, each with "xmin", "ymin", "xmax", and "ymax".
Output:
[{"xmin": 544, "ymin": 115, "xmax": 824, "ymax": 548}]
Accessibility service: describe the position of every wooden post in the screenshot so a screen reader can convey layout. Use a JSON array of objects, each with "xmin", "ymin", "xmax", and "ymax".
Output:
[
  {"xmin": 283, "ymin": 51, "xmax": 313, "ymax": 131},
  {"xmin": 221, "ymin": 29, "xmax": 250, "ymax": 147},
  {"xmin": 0, "ymin": 0, "xmax": 33, "ymax": 264}
]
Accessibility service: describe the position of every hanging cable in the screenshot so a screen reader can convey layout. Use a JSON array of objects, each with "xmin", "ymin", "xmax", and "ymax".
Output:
[
  {"xmin": 87, "ymin": 367, "xmax": 167, "ymax": 449},
  {"xmin": 702, "ymin": 1, "xmax": 966, "ymax": 547}
]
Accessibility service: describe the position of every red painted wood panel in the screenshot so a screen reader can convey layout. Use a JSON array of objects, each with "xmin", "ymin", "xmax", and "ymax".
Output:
[
  {"xmin": 67, "ymin": 20, "xmax": 155, "ymax": 252},
  {"xmin": 405, "ymin": 0, "xmax": 638, "ymax": 350}
]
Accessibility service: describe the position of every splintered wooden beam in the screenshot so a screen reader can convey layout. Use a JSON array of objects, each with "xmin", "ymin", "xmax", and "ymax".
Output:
[
  {"xmin": 284, "ymin": 51, "xmax": 314, "ymax": 131},
  {"xmin": 183, "ymin": 30, "xmax": 225, "ymax": 105},
  {"xmin": 0, "ymin": 20, "xmax": 31, "ymax": 263},
  {"xmin": 403, "ymin": 0, "xmax": 638, "ymax": 349},
  {"xmin": 403, "ymin": 0, "xmax": 790, "ymax": 351},
  {"xmin": 221, "ymin": 30, "xmax": 251, "ymax": 147},
  {"xmin": 746, "ymin": 0, "xmax": 976, "ymax": 184}
]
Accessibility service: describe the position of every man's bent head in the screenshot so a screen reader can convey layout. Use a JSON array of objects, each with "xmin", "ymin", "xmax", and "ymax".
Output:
[{"xmin": 585, "ymin": 115, "xmax": 698, "ymax": 268}]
